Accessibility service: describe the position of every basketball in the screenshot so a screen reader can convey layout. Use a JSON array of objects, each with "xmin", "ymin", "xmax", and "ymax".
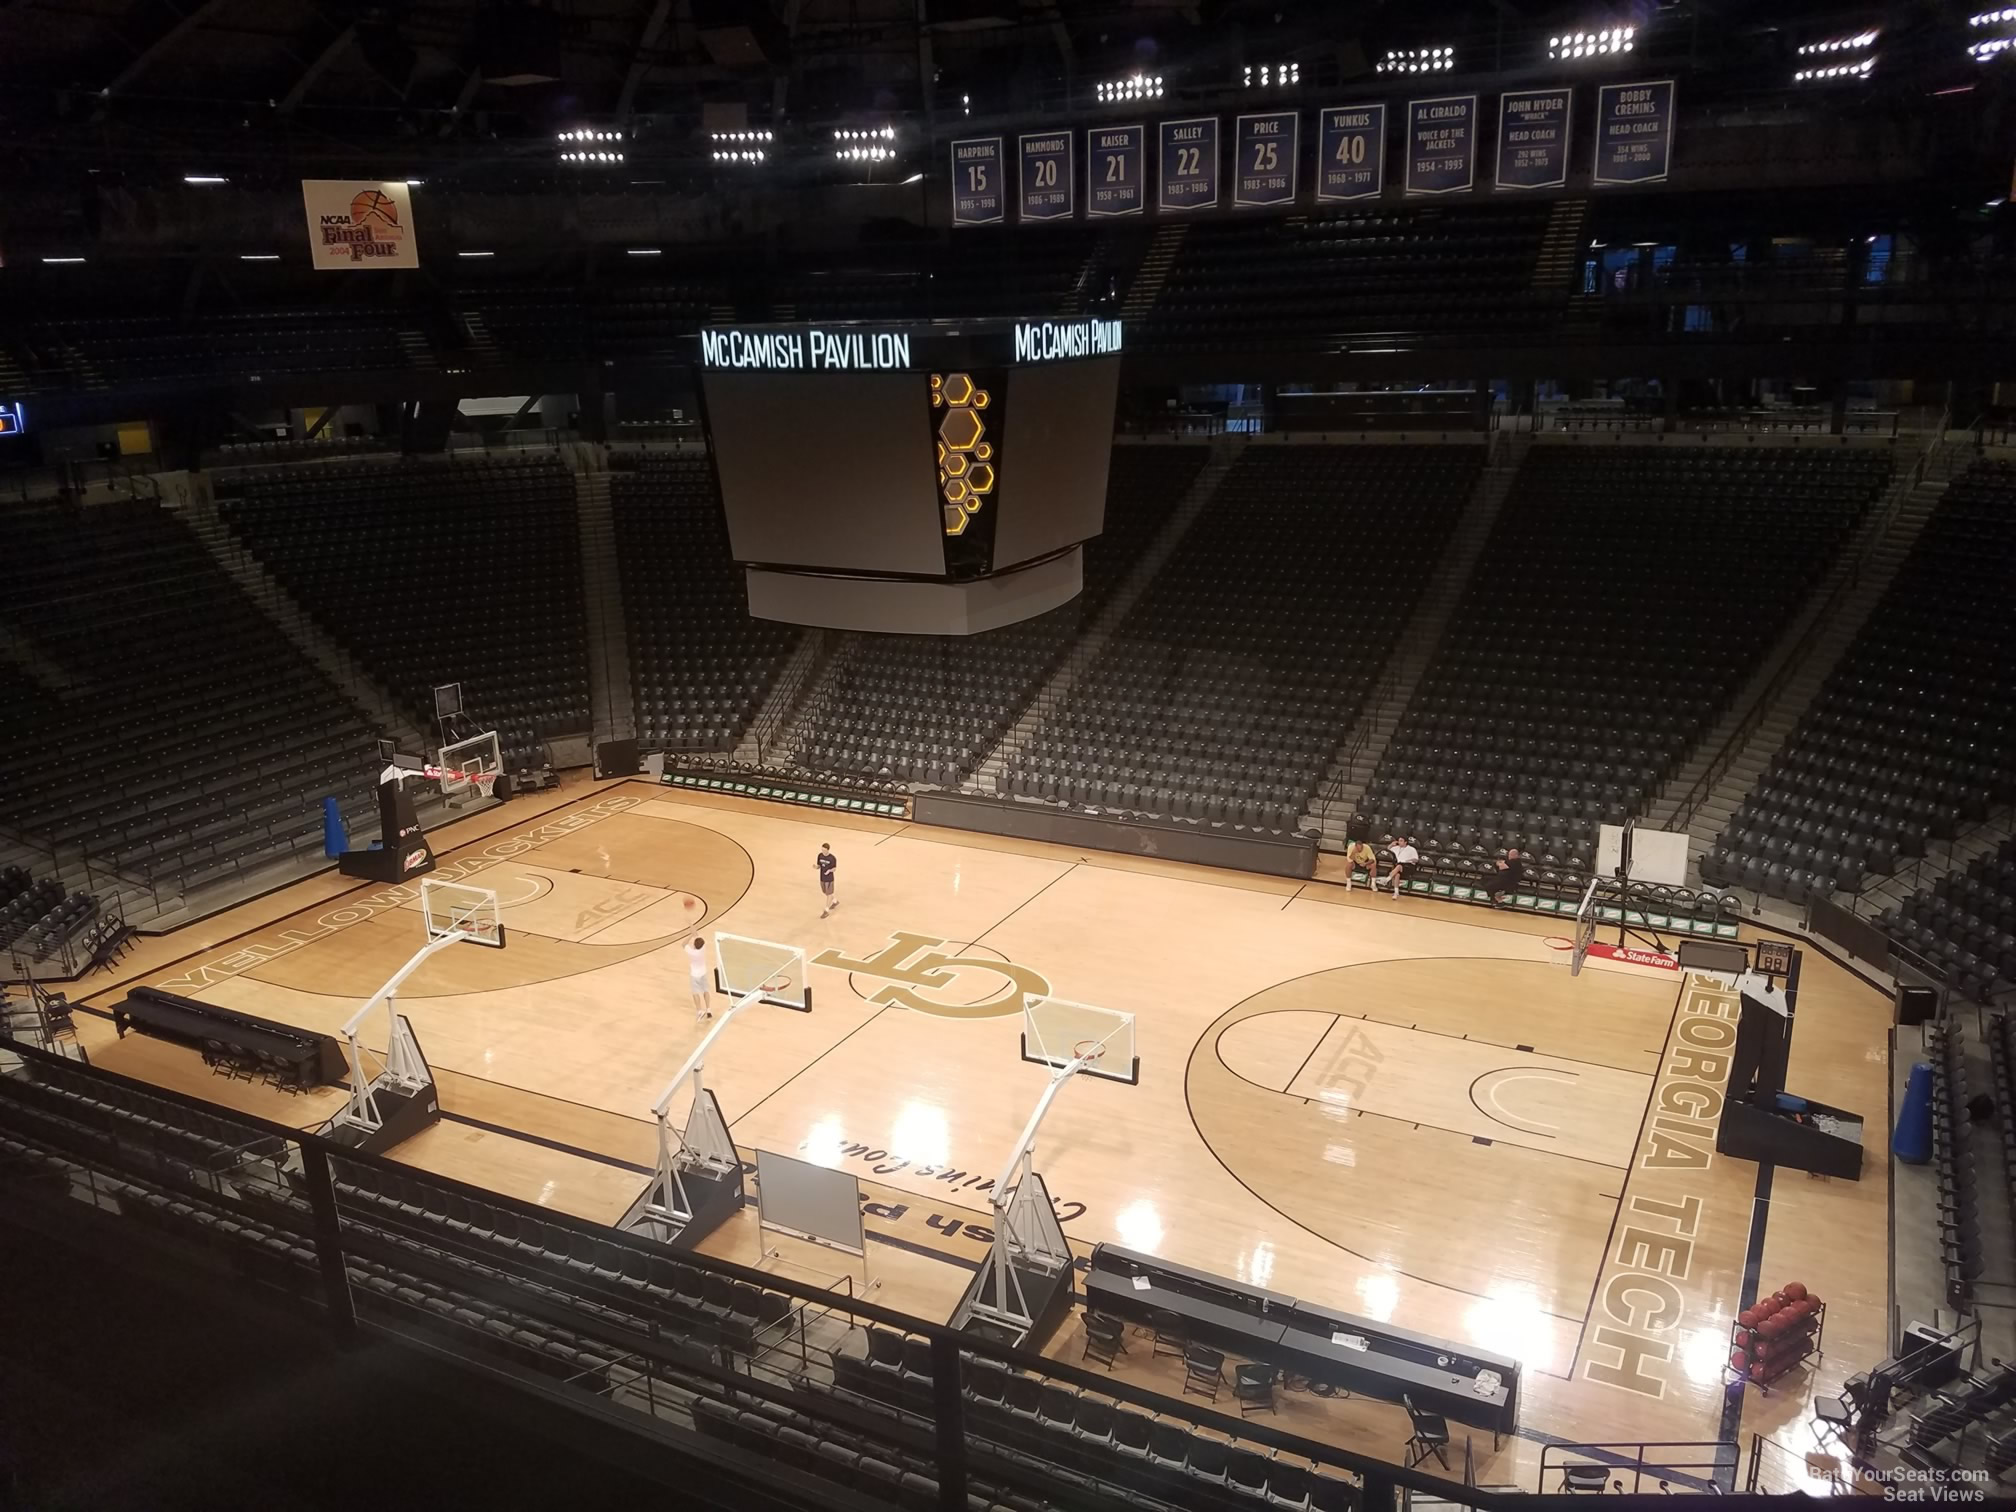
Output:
[{"xmin": 349, "ymin": 188, "xmax": 400, "ymax": 227}]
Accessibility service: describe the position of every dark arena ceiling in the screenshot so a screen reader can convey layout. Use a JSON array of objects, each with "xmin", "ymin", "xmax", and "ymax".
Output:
[{"xmin": 0, "ymin": 0, "xmax": 2003, "ymax": 190}]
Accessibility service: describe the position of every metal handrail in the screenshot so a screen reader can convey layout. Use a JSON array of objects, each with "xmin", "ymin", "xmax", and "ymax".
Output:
[{"xmin": 1667, "ymin": 413, "xmax": 1950, "ymax": 841}]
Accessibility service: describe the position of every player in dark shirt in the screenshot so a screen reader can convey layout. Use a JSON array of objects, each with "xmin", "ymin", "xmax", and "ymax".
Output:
[
  {"xmin": 817, "ymin": 842, "xmax": 838, "ymax": 918},
  {"xmin": 1483, "ymin": 849, "xmax": 1525, "ymax": 908}
]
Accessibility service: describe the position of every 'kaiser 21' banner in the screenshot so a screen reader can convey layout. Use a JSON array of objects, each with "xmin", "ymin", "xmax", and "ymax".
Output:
[
  {"xmin": 1495, "ymin": 88, "xmax": 1571, "ymax": 191},
  {"xmin": 1593, "ymin": 80, "xmax": 1676, "ymax": 187},
  {"xmin": 1086, "ymin": 124, "xmax": 1145, "ymax": 217},
  {"xmin": 1405, "ymin": 95, "xmax": 1477, "ymax": 196},
  {"xmin": 950, "ymin": 136, "xmax": 1006, "ymax": 225}
]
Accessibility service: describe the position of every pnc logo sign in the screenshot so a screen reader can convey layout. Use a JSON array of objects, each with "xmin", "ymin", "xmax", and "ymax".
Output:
[{"xmin": 813, "ymin": 931, "xmax": 1051, "ymax": 1019}]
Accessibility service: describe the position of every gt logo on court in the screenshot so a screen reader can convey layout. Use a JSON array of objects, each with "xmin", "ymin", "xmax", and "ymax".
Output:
[{"xmin": 814, "ymin": 931, "xmax": 1051, "ymax": 1019}]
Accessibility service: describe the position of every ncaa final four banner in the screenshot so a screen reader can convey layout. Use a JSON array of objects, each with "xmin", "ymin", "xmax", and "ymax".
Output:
[
  {"xmin": 950, "ymin": 137, "xmax": 1006, "ymax": 226},
  {"xmin": 1317, "ymin": 104, "xmax": 1385, "ymax": 201},
  {"xmin": 1495, "ymin": 87, "xmax": 1572, "ymax": 190},
  {"xmin": 1594, "ymin": 80, "xmax": 1676, "ymax": 186},
  {"xmin": 302, "ymin": 180, "xmax": 419, "ymax": 270}
]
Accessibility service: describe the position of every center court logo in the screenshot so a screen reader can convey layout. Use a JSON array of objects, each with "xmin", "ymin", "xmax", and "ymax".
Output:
[{"xmin": 813, "ymin": 930, "xmax": 1051, "ymax": 1019}]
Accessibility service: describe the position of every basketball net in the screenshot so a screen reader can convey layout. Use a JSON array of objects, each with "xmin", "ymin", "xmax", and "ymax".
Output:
[{"xmin": 413, "ymin": 763, "xmax": 497, "ymax": 795}]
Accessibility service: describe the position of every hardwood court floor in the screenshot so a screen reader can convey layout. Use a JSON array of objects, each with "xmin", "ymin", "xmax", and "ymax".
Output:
[{"xmin": 72, "ymin": 779, "xmax": 1892, "ymax": 1491}]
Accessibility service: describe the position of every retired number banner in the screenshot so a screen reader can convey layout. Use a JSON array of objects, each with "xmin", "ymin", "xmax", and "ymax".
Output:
[
  {"xmin": 1018, "ymin": 131, "xmax": 1074, "ymax": 222},
  {"xmin": 1232, "ymin": 111, "xmax": 1298, "ymax": 208},
  {"xmin": 1086, "ymin": 124, "xmax": 1145, "ymax": 217},
  {"xmin": 1317, "ymin": 104, "xmax": 1385, "ymax": 201},
  {"xmin": 1157, "ymin": 116, "xmax": 1220, "ymax": 212},
  {"xmin": 950, "ymin": 137, "xmax": 1006, "ymax": 226},
  {"xmin": 303, "ymin": 180, "xmax": 419, "ymax": 270}
]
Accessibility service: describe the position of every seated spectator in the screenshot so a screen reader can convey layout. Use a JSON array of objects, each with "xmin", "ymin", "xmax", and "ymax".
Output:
[
  {"xmin": 1483, "ymin": 849, "xmax": 1526, "ymax": 908},
  {"xmin": 1343, "ymin": 837, "xmax": 1377, "ymax": 892}
]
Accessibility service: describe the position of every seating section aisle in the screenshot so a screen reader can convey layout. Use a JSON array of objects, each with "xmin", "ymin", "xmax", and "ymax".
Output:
[
  {"xmin": 611, "ymin": 453, "xmax": 802, "ymax": 754},
  {"xmin": 1365, "ymin": 445, "xmax": 1889, "ymax": 883},
  {"xmin": 792, "ymin": 446, "xmax": 1206, "ymax": 785},
  {"xmin": 0, "ymin": 502, "xmax": 382, "ymax": 894},
  {"xmin": 1002, "ymin": 446, "xmax": 1478, "ymax": 831},
  {"xmin": 1143, "ymin": 206, "xmax": 1552, "ymax": 352},
  {"xmin": 1708, "ymin": 459, "xmax": 2016, "ymax": 910},
  {"xmin": 1883, "ymin": 841, "xmax": 2016, "ymax": 1005},
  {"xmin": 217, "ymin": 456, "xmax": 589, "ymax": 771}
]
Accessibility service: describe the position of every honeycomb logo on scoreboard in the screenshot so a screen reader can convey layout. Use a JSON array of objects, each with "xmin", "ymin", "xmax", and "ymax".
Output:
[{"xmin": 931, "ymin": 371, "xmax": 996, "ymax": 535}]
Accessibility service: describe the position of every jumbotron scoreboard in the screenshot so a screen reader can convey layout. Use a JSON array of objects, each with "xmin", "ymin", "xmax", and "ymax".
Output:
[{"xmin": 694, "ymin": 317, "xmax": 1123, "ymax": 635}]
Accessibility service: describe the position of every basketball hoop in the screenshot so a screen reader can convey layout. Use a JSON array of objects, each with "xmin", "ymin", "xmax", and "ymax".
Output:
[{"xmin": 1072, "ymin": 1039, "xmax": 1107, "ymax": 1067}]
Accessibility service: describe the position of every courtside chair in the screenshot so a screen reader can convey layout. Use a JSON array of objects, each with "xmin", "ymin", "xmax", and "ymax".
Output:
[
  {"xmin": 1082, "ymin": 1311, "xmax": 1128, "ymax": 1369},
  {"xmin": 1182, "ymin": 1342, "xmax": 1227, "ymax": 1402},
  {"xmin": 1150, "ymin": 1309, "xmax": 1187, "ymax": 1359},
  {"xmin": 1403, "ymin": 1393, "xmax": 1452, "ymax": 1470},
  {"xmin": 1234, "ymin": 1361, "xmax": 1280, "ymax": 1417}
]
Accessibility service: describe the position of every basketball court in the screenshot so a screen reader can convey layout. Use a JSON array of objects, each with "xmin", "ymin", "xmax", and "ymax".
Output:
[{"xmin": 67, "ymin": 777, "xmax": 1893, "ymax": 1489}]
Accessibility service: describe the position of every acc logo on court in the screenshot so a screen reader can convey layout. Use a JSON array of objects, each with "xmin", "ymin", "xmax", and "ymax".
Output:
[{"xmin": 814, "ymin": 931, "xmax": 1049, "ymax": 1019}]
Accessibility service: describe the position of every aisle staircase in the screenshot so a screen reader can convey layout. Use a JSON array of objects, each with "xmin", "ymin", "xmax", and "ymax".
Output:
[
  {"xmin": 1531, "ymin": 199, "xmax": 1588, "ymax": 292},
  {"xmin": 573, "ymin": 464, "xmax": 634, "ymax": 747},
  {"xmin": 1647, "ymin": 440, "xmax": 1970, "ymax": 875},
  {"xmin": 1307, "ymin": 435, "xmax": 1528, "ymax": 843},
  {"xmin": 970, "ymin": 440, "xmax": 1240, "ymax": 793},
  {"xmin": 1121, "ymin": 225, "xmax": 1188, "ymax": 319}
]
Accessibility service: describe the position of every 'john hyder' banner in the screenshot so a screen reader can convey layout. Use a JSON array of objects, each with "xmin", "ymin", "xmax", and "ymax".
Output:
[{"xmin": 1495, "ymin": 87, "xmax": 1571, "ymax": 190}]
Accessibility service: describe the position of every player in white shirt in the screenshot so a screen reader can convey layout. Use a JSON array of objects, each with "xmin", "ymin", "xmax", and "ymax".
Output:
[
  {"xmin": 1387, "ymin": 836, "xmax": 1420, "ymax": 897},
  {"xmin": 685, "ymin": 936, "xmax": 712, "ymax": 1022}
]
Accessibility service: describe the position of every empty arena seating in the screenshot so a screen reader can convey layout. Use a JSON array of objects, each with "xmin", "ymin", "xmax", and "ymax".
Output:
[
  {"xmin": 1002, "ymin": 446, "xmax": 1478, "ymax": 829},
  {"xmin": 1923, "ymin": 1017, "xmax": 1985, "ymax": 1308},
  {"xmin": 24, "ymin": 309, "xmax": 411, "ymax": 390},
  {"xmin": 1710, "ymin": 459, "xmax": 2016, "ymax": 908},
  {"xmin": 0, "ymin": 501, "xmax": 382, "ymax": 894},
  {"xmin": 465, "ymin": 281, "xmax": 721, "ymax": 364},
  {"xmin": 611, "ymin": 452, "xmax": 802, "ymax": 753},
  {"xmin": 217, "ymin": 455, "xmax": 589, "ymax": 770},
  {"xmin": 1882, "ymin": 841, "xmax": 2016, "ymax": 1004},
  {"xmin": 794, "ymin": 446, "xmax": 1205, "ymax": 784},
  {"xmin": 1366, "ymin": 444, "xmax": 1890, "ymax": 882},
  {"xmin": 1143, "ymin": 205, "xmax": 1552, "ymax": 352}
]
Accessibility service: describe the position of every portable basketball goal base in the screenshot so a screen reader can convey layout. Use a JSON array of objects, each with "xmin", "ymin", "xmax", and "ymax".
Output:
[
  {"xmin": 621, "ymin": 933, "xmax": 811, "ymax": 1250},
  {"xmin": 953, "ymin": 996, "xmax": 1137, "ymax": 1350},
  {"xmin": 322, "ymin": 880, "xmax": 503, "ymax": 1153}
]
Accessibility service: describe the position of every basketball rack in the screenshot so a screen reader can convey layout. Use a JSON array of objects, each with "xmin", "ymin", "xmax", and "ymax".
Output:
[
  {"xmin": 323, "ymin": 880, "xmax": 502, "ymax": 1152},
  {"xmin": 953, "ymin": 995, "xmax": 1136, "ymax": 1350},
  {"xmin": 622, "ymin": 933, "xmax": 809, "ymax": 1249}
]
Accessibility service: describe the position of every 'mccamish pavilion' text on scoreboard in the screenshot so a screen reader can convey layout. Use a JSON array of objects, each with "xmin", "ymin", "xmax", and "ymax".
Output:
[{"xmin": 698, "ymin": 319, "xmax": 1122, "ymax": 372}]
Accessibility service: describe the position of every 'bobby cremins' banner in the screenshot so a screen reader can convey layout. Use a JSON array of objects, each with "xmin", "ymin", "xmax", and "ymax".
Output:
[
  {"xmin": 1018, "ymin": 131, "xmax": 1074, "ymax": 221},
  {"xmin": 1158, "ymin": 117, "xmax": 1220, "ymax": 212},
  {"xmin": 1317, "ymin": 104, "xmax": 1385, "ymax": 201},
  {"xmin": 1233, "ymin": 111, "xmax": 1298, "ymax": 208},
  {"xmin": 1593, "ymin": 80, "xmax": 1676, "ymax": 187},
  {"xmin": 950, "ymin": 137, "xmax": 1006, "ymax": 226},
  {"xmin": 1405, "ymin": 95, "xmax": 1478, "ymax": 195},
  {"xmin": 1496, "ymin": 87, "xmax": 1572, "ymax": 190},
  {"xmin": 303, "ymin": 180, "xmax": 419, "ymax": 270},
  {"xmin": 1086, "ymin": 124, "xmax": 1145, "ymax": 217}
]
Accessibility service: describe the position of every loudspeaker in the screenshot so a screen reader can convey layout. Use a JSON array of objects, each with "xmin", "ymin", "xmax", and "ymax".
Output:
[
  {"xmin": 1896, "ymin": 985, "xmax": 1937, "ymax": 1027},
  {"xmin": 492, "ymin": 772, "xmax": 515, "ymax": 801},
  {"xmin": 1346, "ymin": 813, "xmax": 1371, "ymax": 844},
  {"xmin": 595, "ymin": 738, "xmax": 640, "ymax": 780}
]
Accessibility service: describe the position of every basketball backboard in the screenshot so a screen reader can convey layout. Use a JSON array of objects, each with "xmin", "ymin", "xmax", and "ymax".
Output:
[
  {"xmin": 421, "ymin": 878, "xmax": 505, "ymax": 948},
  {"xmin": 714, "ymin": 932, "xmax": 811, "ymax": 1012},
  {"xmin": 437, "ymin": 729, "xmax": 501, "ymax": 795},
  {"xmin": 1020, "ymin": 996, "xmax": 1138, "ymax": 1084}
]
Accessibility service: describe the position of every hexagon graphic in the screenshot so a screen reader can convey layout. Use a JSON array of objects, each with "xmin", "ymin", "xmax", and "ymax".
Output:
[
  {"xmin": 942, "ymin": 452, "xmax": 970, "ymax": 479},
  {"xmin": 944, "ymin": 505, "xmax": 970, "ymax": 534},
  {"xmin": 942, "ymin": 476, "xmax": 971, "ymax": 505},
  {"xmin": 971, "ymin": 388, "xmax": 991, "ymax": 408},
  {"xmin": 939, "ymin": 406, "xmax": 985, "ymax": 451},
  {"xmin": 941, "ymin": 372, "xmax": 975, "ymax": 407},
  {"xmin": 975, "ymin": 442, "xmax": 993, "ymax": 460},
  {"xmin": 967, "ymin": 462, "xmax": 995, "ymax": 494}
]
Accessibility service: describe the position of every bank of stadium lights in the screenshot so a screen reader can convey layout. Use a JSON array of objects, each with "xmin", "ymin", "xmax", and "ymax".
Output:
[
  {"xmin": 1549, "ymin": 28, "xmax": 1634, "ymax": 60},
  {"xmin": 1377, "ymin": 47, "xmax": 1454, "ymax": 73},
  {"xmin": 1243, "ymin": 62, "xmax": 1301, "ymax": 88},
  {"xmin": 1794, "ymin": 55, "xmax": 1875, "ymax": 82},
  {"xmin": 1972, "ymin": 36, "xmax": 2015, "ymax": 60},
  {"xmin": 1970, "ymin": 9, "xmax": 2016, "ymax": 26},
  {"xmin": 1796, "ymin": 30, "xmax": 1878, "ymax": 55},
  {"xmin": 557, "ymin": 127, "xmax": 624, "ymax": 164},
  {"xmin": 834, "ymin": 125, "xmax": 897, "ymax": 162},
  {"xmin": 1096, "ymin": 73, "xmax": 1163, "ymax": 103},
  {"xmin": 711, "ymin": 129, "xmax": 771, "ymax": 164}
]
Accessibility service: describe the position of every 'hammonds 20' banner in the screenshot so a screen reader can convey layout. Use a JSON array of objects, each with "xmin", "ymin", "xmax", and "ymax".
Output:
[{"xmin": 303, "ymin": 180, "xmax": 419, "ymax": 270}]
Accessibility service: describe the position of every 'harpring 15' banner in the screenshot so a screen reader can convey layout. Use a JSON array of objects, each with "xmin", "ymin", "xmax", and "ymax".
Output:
[
  {"xmin": 1232, "ymin": 111, "xmax": 1298, "ymax": 208},
  {"xmin": 1405, "ymin": 95, "xmax": 1478, "ymax": 195},
  {"xmin": 1019, "ymin": 131, "xmax": 1073, "ymax": 221},
  {"xmin": 1593, "ymin": 80, "xmax": 1676, "ymax": 187},
  {"xmin": 302, "ymin": 180, "xmax": 419, "ymax": 270},
  {"xmin": 1158, "ymin": 117, "xmax": 1220, "ymax": 212},
  {"xmin": 1086, "ymin": 124, "xmax": 1145, "ymax": 217},
  {"xmin": 950, "ymin": 136, "xmax": 1006, "ymax": 226},
  {"xmin": 1495, "ymin": 87, "xmax": 1571, "ymax": 190},
  {"xmin": 1317, "ymin": 104, "xmax": 1385, "ymax": 201}
]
